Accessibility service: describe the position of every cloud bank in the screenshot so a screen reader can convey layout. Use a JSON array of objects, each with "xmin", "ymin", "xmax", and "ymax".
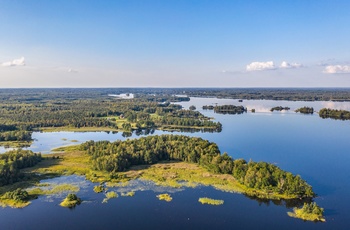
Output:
[
  {"xmin": 246, "ymin": 61, "xmax": 276, "ymax": 71},
  {"xmin": 323, "ymin": 65, "xmax": 350, "ymax": 74},
  {"xmin": 1, "ymin": 57, "xmax": 25, "ymax": 67},
  {"xmin": 246, "ymin": 61, "xmax": 304, "ymax": 72}
]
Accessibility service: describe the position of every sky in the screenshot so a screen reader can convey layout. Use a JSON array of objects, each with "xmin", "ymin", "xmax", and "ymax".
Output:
[{"xmin": 1, "ymin": 0, "xmax": 350, "ymax": 88}]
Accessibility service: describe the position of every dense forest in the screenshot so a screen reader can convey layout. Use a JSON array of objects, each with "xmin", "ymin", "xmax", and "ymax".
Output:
[
  {"xmin": 80, "ymin": 135, "xmax": 314, "ymax": 198},
  {"xmin": 295, "ymin": 107, "xmax": 314, "ymax": 114},
  {"xmin": 0, "ymin": 149, "xmax": 42, "ymax": 186},
  {"xmin": 319, "ymin": 108, "xmax": 350, "ymax": 120}
]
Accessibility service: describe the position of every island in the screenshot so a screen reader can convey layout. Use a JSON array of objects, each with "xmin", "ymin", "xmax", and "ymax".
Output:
[
  {"xmin": 60, "ymin": 193, "xmax": 82, "ymax": 208},
  {"xmin": 319, "ymin": 108, "xmax": 350, "ymax": 120},
  {"xmin": 202, "ymin": 105, "xmax": 247, "ymax": 114},
  {"xmin": 0, "ymin": 134, "xmax": 322, "ymax": 222},
  {"xmin": 198, "ymin": 197, "xmax": 224, "ymax": 205},
  {"xmin": 295, "ymin": 107, "xmax": 314, "ymax": 114},
  {"xmin": 288, "ymin": 202, "xmax": 325, "ymax": 222},
  {"xmin": 270, "ymin": 106, "xmax": 290, "ymax": 112}
]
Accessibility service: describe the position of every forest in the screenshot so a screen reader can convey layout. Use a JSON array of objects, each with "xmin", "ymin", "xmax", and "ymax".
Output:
[
  {"xmin": 80, "ymin": 135, "xmax": 314, "ymax": 198},
  {"xmin": 0, "ymin": 91, "xmax": 221, "ymax": 145},
  {"xmin": 0, "ymin": 149, "xmax": 42, "ymax": 186}
]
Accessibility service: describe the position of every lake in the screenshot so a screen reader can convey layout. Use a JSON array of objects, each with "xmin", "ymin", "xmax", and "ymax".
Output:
[{"xmin": 1, "ymin": 98, "xmax": 350, "ymax": 229}]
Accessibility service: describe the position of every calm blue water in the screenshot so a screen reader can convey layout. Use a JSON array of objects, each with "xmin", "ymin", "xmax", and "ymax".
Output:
[{"xmin": 1, "ymin": 98, "xmax": 350, "ymax": 229}]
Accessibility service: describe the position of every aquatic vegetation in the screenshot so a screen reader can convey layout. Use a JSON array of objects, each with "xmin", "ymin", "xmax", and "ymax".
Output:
[
  {"xmin": 102, "ymin": 191, "xmax": 118, "ymax": 203},
  {"xmin": 121, "ymin": 191, "xmax": 135, "ymax": 197},
  {"xmin": 93, "ymin": 185, "xmax": 105, "ymax": 193},
  {"xmin": 157, "ymin": 193, "xmax": 172, "ymax": 202},
  {"xmin": 60, "ymin": 193, "xmax": 82, "ymax": 208},
  {"xmin": 27, "ymin": 183, "xmax": 80, "ymax": 196},
  {"xmin": 198, "ymin": 197, "xmax": 224, "ymax": 205},
  {"xmin": 287, "ymin": 202, "xmax": 325, "ymax": 222}
]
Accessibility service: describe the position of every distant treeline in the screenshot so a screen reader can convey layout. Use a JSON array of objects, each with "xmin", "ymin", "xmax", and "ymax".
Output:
[
  {"xmin": 0, "ymin": 149, "xmax": 42, "ymax": 186},
  {"xmin": 80, "ymin": 135, "xmax": 314, "ymax": 198},
  {"xmin": 178, "ymin": 88, "xmax": 350, "ymax": 101},
  {"xmin": 319, "ymin": 108, "xmax": 350, "ymax": 120}
]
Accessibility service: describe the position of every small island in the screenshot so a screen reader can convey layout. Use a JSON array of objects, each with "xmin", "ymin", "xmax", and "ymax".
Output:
[
  {"xmin": 270, "ymin": 106, "xmax": 290, "ymax": 112},
  {"xmin": 288, "ymin": 202, "xmax": 325, "ymax": 222},
  {"xmin": 295, "ymin": 107, "xmax": 314, "ymax": 114},
  {"xmin": 157, "ymin": 193, "xmax": 172, "ymax": 202},
  {"xmin": 202, "ymin": 105, "xmax": 247, "ymax": 114},
  {"xmin": 60, "ymin": 193, "xmax": 82, "ymax": 208},
  {"xmin": 319, "ymin": 108, "xmax": 350, "ymax": 120},
  {"xmin": 198, "ymin": 197, "xmax": 224, "ymax": 205}
]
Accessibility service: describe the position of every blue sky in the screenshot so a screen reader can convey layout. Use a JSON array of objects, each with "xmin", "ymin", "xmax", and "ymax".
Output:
[{"xmin": 1, "ymin": 0, "xmax": 350, "ymax": 87}]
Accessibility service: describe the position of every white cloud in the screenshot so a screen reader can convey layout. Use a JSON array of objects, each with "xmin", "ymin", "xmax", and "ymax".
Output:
[
  {"xmin": 68, "ymin": 68, "xmax": 78, "ymax": 73},
  {"xmin": 1, "ymin": 57, "xmax": 25, "ymax": 67},
  {"xmin": 280, "ymin": 61, "xmax": 303, "ymax": 69},
  {"xmin": 323, "ymin": 65, "xmax": 350, "ymax": 74},
  {"xmin": 246, "ymin": 61, "xmax": 276, "ymax": 71}
]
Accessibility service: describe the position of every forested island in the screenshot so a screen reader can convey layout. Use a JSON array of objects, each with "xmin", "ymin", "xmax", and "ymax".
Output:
[
  {"xmin": 270, "ymin": 106, "xmax": 290, "ymax": 112},
  {"xmin": 319, "ymin": 108, "xmax": 350, "ymax": 120},
  {"xmin": 0, "ymin": 135, "xmax": 317, "ymax": 210},
  {"xmin": 202, "ymin": 105, "xmax": 247, "ymax": 114},
  {"xmin": 288, "ymin": 202, "xmax": 325, "ymax": 222},
  {"xmin": 295, "ymin": 107, "xmax": 314, "ymax": 114}
]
